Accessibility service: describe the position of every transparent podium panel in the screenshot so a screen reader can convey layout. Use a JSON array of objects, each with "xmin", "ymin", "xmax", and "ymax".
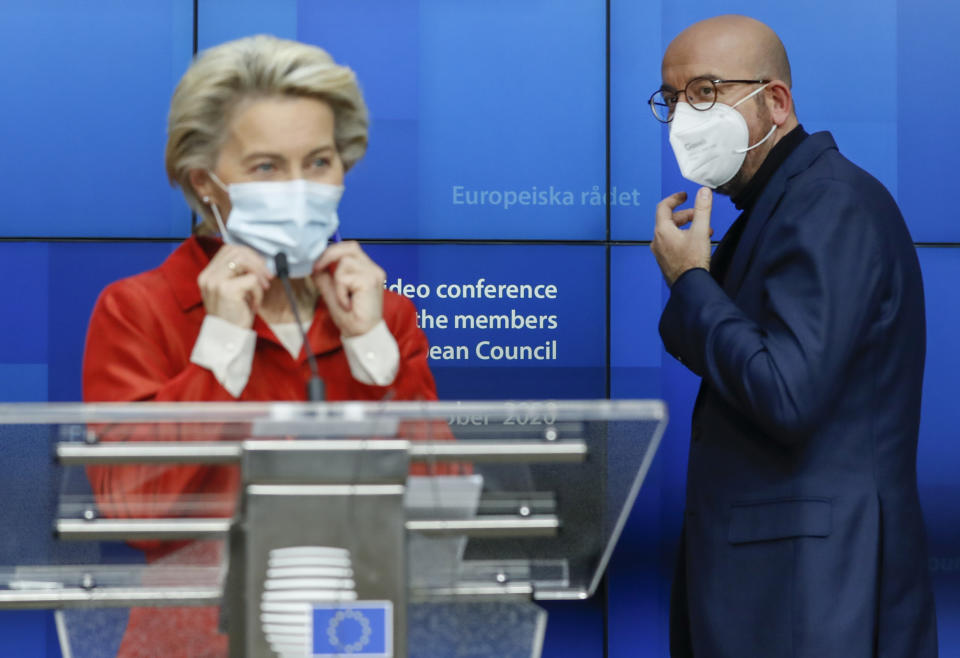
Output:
[
  {"xmin": 0, "ymin": 400, "xmax": 666, "ymax": 657},
  {"xmin": 408, "ymin": 601, "xmax": 546, "ymax": 658}
]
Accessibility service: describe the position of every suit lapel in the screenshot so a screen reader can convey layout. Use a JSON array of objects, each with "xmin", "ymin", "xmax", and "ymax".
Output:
[
  {"xmin": 709, "ymin": 211, "xmax": 746, "ymax": 289},
  {"xmin": 722, "ymin": 132, "xmax": 839, "ymax": 295}
]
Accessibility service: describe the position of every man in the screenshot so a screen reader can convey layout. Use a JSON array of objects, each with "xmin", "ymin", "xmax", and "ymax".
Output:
[{"xmin": 649, "ymin": 15, "xmax": 937, "ymax": 657}]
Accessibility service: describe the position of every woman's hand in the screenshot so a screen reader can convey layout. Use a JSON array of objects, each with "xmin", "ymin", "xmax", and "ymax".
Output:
[
  {"xmin": 197, "ymin": 245, "xmax": 273, "ymax": 328},
  {"xmin": 312, "ymin": 242, "xmax": 386, "ymax": 337}
]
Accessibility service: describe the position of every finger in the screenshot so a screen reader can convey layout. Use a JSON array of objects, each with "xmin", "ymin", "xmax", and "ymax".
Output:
[
  {"xmin": 314, "ymin": 268, "xmax": 353, "ymax": 312},
  {"xmin": 372, "ymin": 265, "xmax": 386, "ymax": 287},
  {"xmin": 229, "ymin": 275, "xmax": 266, "ymax": 314},
  {"xmin": 334, "ymin": 272, "xmax": 353, "ymax": 311},
  {"xmin": 315, "ymin": 271, "xmax": 344, "ymax": 316},
  {"xmin": 334, "ymin": 258, "xmax": 386, "ymax": 293},
  {"xmin": 671, "ymin": 209, "xmax": 695, "ymax": 228},
  {"xmin": 220, "ymin": 273, "xmax": 262, "ymax": 300},
  {"xmin": 314, "ymin": 241, "xmax": 364, "ymax": 272},
  {"xmin": 213, "ymin": 274, "xmax": 263, "ymax": 316},
  {"xmin": 330, "ymin": 253, "xmax": 363, "ymax": 278},
  {"xmin": 337, "ymin": 271, "xmax": 379, "ymax": 298},
  {"xmin": 215, "ymin": 246, "xmax": 272, "ymax": 287},
  {"xmin": 690, "ymin": 187, "xmax": 713, "ymax": 236},
  {"xmin": 232, "ymin": 248, "xmax": 273, "ymax": 286},
  {"xmin": 655, "ymin": 191, "xmax": 688, "ymax": 227},
  {"xmin": 245, "ymin": 280, "xmax": 265, "ymax": 314},
  {"xmin": 330, "ymin": 252, "xmax": 384, "ymax": 293}
]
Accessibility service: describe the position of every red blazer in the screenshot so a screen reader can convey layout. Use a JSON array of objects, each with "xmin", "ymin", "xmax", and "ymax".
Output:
[{"xmin": 82, "ymin": 236, "xmax": 439, "ymax": 657}]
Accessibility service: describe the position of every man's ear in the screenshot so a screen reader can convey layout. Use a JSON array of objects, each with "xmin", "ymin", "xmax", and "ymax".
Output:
[{"xmin": 765, "ymin": 80, "xmax": 793, "ymax": 126}]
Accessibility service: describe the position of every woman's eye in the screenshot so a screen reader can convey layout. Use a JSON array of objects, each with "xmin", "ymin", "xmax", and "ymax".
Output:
[
  {"xmin": 312, "ymin": 157, "xmax": 330, "ymax": 168},
  {"xmin": 254, "ymin": 162, "xmax": 274, "ymax": 173}
]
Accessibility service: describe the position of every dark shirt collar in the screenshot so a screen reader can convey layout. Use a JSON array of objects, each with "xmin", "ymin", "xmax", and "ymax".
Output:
[{"xmin": 731, "ymin": 124, "xmax": 808, "ymax": 211}]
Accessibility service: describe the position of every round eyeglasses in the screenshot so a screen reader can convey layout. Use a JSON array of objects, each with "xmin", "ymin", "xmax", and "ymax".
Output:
[{"xmin": 648, "ymin": 77, "xmax": 770, "ymax": 123}]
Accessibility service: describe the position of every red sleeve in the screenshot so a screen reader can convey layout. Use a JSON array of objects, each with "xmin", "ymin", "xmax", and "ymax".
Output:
[
  {"xmin": 83, "ymin": 277, "xmax": 238, "ymax": 404},
  {"xmin": 83, "ymin": 278, "xmax": 238, "ymax": 534}
]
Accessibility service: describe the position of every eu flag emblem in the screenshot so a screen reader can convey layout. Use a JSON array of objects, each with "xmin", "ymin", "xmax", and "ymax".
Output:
[{"xmin": 311, "ymin": 601, "xmax": 393, "ymax": 657}]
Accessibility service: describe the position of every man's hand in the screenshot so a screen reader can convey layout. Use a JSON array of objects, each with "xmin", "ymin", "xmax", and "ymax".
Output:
[
  {"xmin": 651, "ymin": 187, "xmax": 713, "ymax": 286},
  {"xmin": 312, "ymin": 241, "xmax": 386, "ymax": 337}
]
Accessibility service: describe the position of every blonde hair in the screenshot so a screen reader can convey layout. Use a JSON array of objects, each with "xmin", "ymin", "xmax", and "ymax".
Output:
[{"xmin": 165, "ymin": 35, "xmax": 369, "ymax": 232}]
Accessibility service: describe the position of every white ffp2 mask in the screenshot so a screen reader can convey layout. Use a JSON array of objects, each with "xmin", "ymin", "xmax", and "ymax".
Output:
[
  {"xmin": 668, "ymin": 84, "xmax": 776, "ymax": 189},
  {"xmin": 208, "ymin": 175, "xmax": 343, "ymax": 278}
]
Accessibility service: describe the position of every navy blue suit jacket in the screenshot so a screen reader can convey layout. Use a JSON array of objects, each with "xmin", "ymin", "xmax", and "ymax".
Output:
[{"xmin": 660, "ymin": 132, "xmax": 938, "ymax": 657}]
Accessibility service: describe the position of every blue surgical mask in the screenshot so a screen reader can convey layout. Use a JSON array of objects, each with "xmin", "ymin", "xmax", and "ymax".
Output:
[{"xmin": 208, "ymin": 173, "xmax": 343, "ymax": 278}]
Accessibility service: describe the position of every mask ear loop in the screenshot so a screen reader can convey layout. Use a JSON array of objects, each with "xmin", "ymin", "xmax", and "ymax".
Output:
[
  {"xmin": 730, "ymin": 83, "xmax": 777, "ymax": 154},
  {"xmin": 207, "ymin": 200, "xmax": 229, "ymax": 237},
  {"xmin": 731, "ymin": 82, "xmax": 770, "ymax": 109},
  {"xmin": 203, "ymin": 171, "xmax": 230, "ymax": 237},
  {"xmin": 735, "ymin": 123, "xmax": 777, "ymax": 154}
]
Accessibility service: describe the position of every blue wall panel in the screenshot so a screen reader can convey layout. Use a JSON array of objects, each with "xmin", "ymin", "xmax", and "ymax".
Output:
[
  {"xmin": 0, "ymin": 242, "xmax": 176, "ymax": 403},
  {"xmin": 0, "ymin": 240, "xmax": 172, "ymax": 657},
  {"xmin": 655, "ymin": 0, "xmax": 898, "ymax": 197},
  {"xmin": 295, "ymin": 1, "xmax": 607, "ymax": 240},
  {"xmin": 296, "ymin": 0, "xmax": 420, "ymax": 242},
  {"xmin": 614, "ymin": 0, "xmax": 899, "ymax": 241},
  {"xmin": 917, "ymin": 247, "xmax": 960, "ymax": 651},
  {"xmin": 197, "ymin": 0, "xmax": 297, "ymax": 48},
  {"xmin": 0, "ymin": 613, "xmax": 57, "ymax": 658},
  {"xmin": 199, "ymin": 1, "xmax": 605, "ymax": 240},
  {"xmin": 0, "ymin": 244, "xmax": 49, "ymax": 365},
  {"xmin": 0, "ymin": 2, "xmax": 193, "ymax": 238},
  {"xmin": 610, "ymin": 248, "xmax": 663, "ymax": 398},
  {"xmin": 898, "ymin": 0, "xmax": 960, "ymax": 242},
  {"xmin": 0, "ymin": 365, "xmax": 48, "ymax": 403},
  {"xmin": 416, "ymin": 0, "xmax": 606, "ymax": 241},
  {"xmin": 608, "ymin": 248, "xmax": 669, "ymax": 657},
  {"xmin": 364, "ymin": 244, "xmax": 607, "ymax": 400},
  {"xmin": 363, "ymin": 242, "xmax": 608, "ymax": 654},
  {"xmin": 1, "ymin": 1, "xmax": 959, "ymax": 656},
  {"xmin": 47, "ymin": 243, "xmax": 178, "ymax": 401},
  {"xmin": 609, "ymin": 1, "xmax": 663, "ymax": 242}
]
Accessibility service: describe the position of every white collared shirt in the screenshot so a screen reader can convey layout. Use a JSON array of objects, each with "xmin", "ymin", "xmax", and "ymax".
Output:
[{"xmin": 190, "ymin": 315, "xmax": 400, "ymax": 397}]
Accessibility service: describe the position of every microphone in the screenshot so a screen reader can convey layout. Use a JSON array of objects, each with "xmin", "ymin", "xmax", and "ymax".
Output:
[{"xmin": 274, "ymin": 253, "xmax": 325, "ymax": 401}]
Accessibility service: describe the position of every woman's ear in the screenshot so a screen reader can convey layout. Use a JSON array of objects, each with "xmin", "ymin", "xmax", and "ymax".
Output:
[{"xmin": 188, "ymin": 169, "xmax": 220, "ymax": 205}]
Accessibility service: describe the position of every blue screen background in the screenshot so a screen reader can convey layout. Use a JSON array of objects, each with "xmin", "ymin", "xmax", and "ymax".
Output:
[{"xmin": 1, "ymin": 1, "xmax": 958, "ymax": 655}]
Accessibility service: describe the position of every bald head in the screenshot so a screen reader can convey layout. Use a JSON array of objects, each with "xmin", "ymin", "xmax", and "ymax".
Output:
[
  {"xmin": 660, "ymin": 15, "xmax": 798, "ymax": 197},
  {"xmin": 663, "ymin": 15, "xmax": 791, "ymax": 89}
]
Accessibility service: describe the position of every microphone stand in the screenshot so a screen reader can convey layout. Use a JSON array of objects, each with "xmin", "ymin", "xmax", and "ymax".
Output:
[{"xmin": 274, "ymin": 253, "xmax": 325, "ymax": 401}]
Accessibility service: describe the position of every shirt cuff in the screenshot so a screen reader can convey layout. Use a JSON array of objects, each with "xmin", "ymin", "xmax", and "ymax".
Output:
[
  {"xmin": 341, "ymin": 320, "xmax": 400, "ymax": 386},
  {"xmin": 189, "ymin": 315, "xmax": 257, "ymax": 398}
]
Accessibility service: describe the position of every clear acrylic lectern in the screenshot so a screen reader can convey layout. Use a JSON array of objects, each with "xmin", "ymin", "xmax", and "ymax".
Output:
[{"xmin": 0, "ymin": 400, "xmax": 666, "ymax": 657}]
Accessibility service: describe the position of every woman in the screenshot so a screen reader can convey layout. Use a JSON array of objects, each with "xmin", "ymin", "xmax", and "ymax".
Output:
[{"xmin": 83, "ymin": 35, "xmax": 438, "ymax": 657}]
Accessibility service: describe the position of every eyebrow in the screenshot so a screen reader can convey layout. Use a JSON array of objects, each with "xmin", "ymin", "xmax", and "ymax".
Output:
[
  {"xmin": 242, "ymin": 151, "xmax": 283, "ymax": 164},
  {"xmin": 241, "ymin": 144, "xmax": 335, "ymax": 164},
  {"xmin": 304, "ymin": 145, "xmax": 335, "ymax": 159},
  {"xmin": 660, "ymin": 73, "xmax": 724, "ymax": 93}
]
